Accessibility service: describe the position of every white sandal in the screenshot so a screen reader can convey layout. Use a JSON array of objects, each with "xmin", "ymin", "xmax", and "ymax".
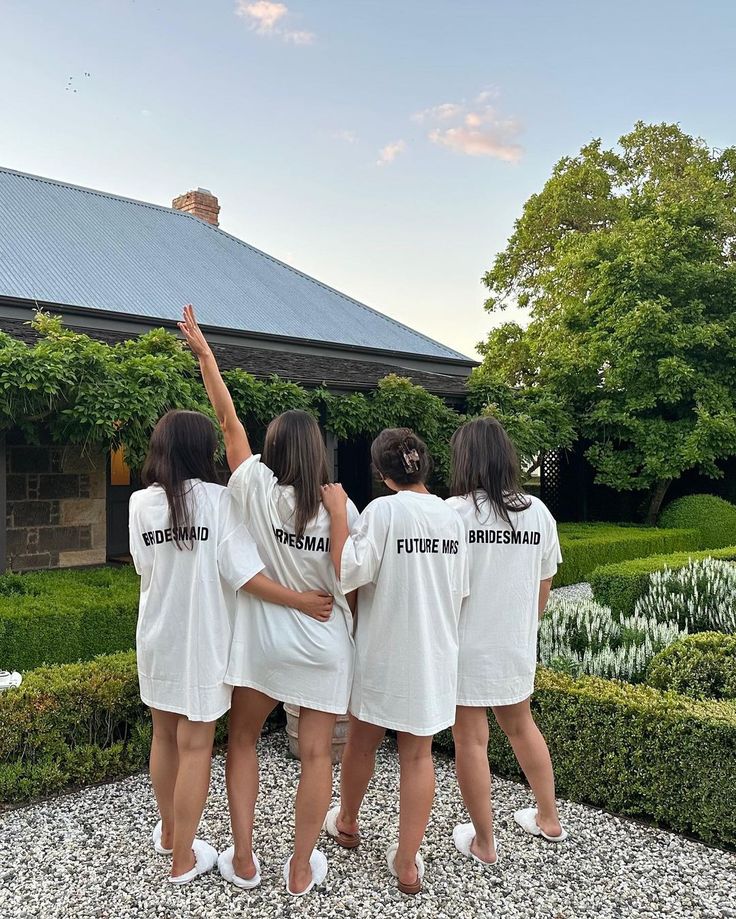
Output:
[
  {"xmin": 283, "ymin": 849, "xmax": 328, "ymax": 896},
  {"xmin": 151, "ymin": 820, "xmax": 173, "ymax": 856},
  {"xmin": 218, "ymin": 845, "xmax": 261, "ymax": 889},
  {"xmin": 514, "ymin": 807, "xmax": 568, "ymax": 842},
  {"xmin": 168, "ymin": 839, "xmax": 218, "ymax": 885},
  {"xmin": 452, "ymin": 823, "xmax": 500, "ymax": 865},
  {"xmin": 386, "ymin": 842, "xmax": 425, "ymax": 895}
]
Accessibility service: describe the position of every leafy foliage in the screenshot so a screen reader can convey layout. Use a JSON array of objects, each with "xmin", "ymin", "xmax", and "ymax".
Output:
[
  {"xmin": 647, "ymin": 632, "xmax": 736, "ymax": 701},
  {"xmin": 658, "ymin": 493, "xmax": 736, "ymax": 549},
  {"xmin": 477, "ymin": 122, "xmax": 736, "ymax": 520},
  {"xmin": 0, "ymin": 315, "xmax": 468, "ymax": 479}
]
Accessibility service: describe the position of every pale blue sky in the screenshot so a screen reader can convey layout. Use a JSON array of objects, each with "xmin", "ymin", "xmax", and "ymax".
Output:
[{"xmin": 1, "ymin": 1, "xmax": 734, "ymax": 358}]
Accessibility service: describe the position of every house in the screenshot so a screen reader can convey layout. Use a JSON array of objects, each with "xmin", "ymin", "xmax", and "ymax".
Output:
[{"xmin": 0, "ymin": 166, "xmax": 474, "ymax": 571}]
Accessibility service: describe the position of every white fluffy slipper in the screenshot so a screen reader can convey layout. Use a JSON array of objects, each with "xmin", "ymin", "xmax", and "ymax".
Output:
[
  {"xmin": 452, "ymin": 823, "xmax": 500, "ymax": 866},
  {"xmin": 218, "ymin": 845, "xmax": 261, "ymax": 889},
  {"xmin": 323, "ymin": 805, "xmax": 361, "ymax": 848},
  {"xmin": 514, "ymin": 807, "xmax": 568, "ymax": 842},
  {"xmin": 386, "ymin": 842, "xmax": 425, "ymax": 882},
  {"xmin": 283, "ymin": 849, "xmax": 329, "ymax": 896},
  {"xmin": 151, "ymin": 820, "xmax": 173, "ymax": 856},
  {"xmin": 168, "ymin": 839, "xmax": 218, "ymax": 885}
]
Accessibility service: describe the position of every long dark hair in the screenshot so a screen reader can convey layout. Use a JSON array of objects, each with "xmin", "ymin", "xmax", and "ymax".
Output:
[
  {"xmin": 370, "ymin": 428, "xmax": 432, "ymax": 486},
  {"xmin": 450, "ymin": 417, "xmax": 531, "ymax": 527},
  {"xmin": 141, "ymin": 410, "xmax": 220, "ymax": 549},
  {"xmin": 262, "ymin": 409, "xmax": 330, "ymax": 538}
]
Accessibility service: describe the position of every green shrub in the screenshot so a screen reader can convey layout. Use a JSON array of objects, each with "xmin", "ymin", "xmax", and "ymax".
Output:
[
  {"xmin": 435, "ymin": 667, "xmax": 736, "ymax": 847},
  {"xmin": 0, "ymin": 566, "xmax": 139, "ymax": 671},
  {"xmin": 647, "ymin": 633, "xmax": 736, "ymax": 701},
  {"xmin": 0, "ymin": 652, "xmax": 282, "ymax": 805},
  {"xmin": 538, "ymin": 597, "xmax": 683, "ymax": 682},
  {"xmin": 659, "ymin": 494, "xmax": 736, "ymax": 550},
  {"xmin": 591, "ymin": 546, "xmax": 736, "ymax": 617},
  {"xmin": 555, "ymin": 523, "xmax": 700, "ymax": 587}
]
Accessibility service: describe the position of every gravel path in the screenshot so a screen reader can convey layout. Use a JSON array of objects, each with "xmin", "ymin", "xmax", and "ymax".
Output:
[
  {"xmin": 550, "ymin": 582, "xmax": 593, "ymax": 602},
  {"xmin": 1, "ymin": 732, "xmax": 734, "ymax": 919}
]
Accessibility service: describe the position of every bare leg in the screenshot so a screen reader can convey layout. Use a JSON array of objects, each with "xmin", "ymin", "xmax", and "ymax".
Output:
[
  {"xmin": 225, "ymin": 687, "xmax": 278, "ymax": 881},
  {"xmin": 452, "ymin": 706, "xmax": 496, "ymax": 862},
  {"xmin": 149, "ymin": 708, "xmax": 180, "ymax": 851},
  {"xmin": 171, "ymin": 718, "xmax": 217, "ymax": 877},
  {"xmin": 493, "ymin": 698, "xmax": 562, "ymax": 837},
  {"xmin": 289, "ymin": 708, "xmax": 337, "ymax": 894},
  {"xmin": 337, "ymin": 716, "xmax": 386, "ymax": 836},
  {"xmin": 394, "ymin": 732, "xmax": 435, "ymax": 887}
]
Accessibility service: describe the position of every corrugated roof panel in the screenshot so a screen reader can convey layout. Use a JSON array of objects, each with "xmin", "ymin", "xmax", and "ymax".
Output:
[{"xmin": 0, "ymin": 167, "xmax": 469, "ymax": 361}]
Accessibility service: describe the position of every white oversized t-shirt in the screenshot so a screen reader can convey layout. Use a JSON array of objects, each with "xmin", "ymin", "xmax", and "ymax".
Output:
[
  {"xmin": 129, "ymin": 480, "xmax": 264, "ymax": 722},
  {"xmin": 446, "ymin": 492, "xmax": 562, "ymax": 707},
  {"xmin": 226, "ymin": 455, "xmax": 357, "ymax": 714},
  {"xmin": 341, "ymin": 491, "xmax": 469, "ymax": 735}
]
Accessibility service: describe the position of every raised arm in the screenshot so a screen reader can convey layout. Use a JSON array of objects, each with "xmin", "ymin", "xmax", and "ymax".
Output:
[
  {"xmin": 178, "ymin": 304, "xmax": 251, "ymax": 472},
  {"xmin": 321, "ymin": 483, "xmax": 350, "ymax": 578}
]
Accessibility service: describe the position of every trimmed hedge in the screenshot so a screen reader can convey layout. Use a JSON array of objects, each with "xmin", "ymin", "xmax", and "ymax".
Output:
[
  {"xmin": 435, "ymin": 667, "xmax": 736, "ymax": 847},
  {"xmin": 0, "ymin": 651, "xmax": 149, "ymax": 804},
  {"xmin": 647, "ymin": 633, "xmax": 736, "ymax": 701},
  {"xmin": 659, "ymin": 494, "xmax": 736, "ymax": 550},
  {"xmin": 590, "ymin": 546, "xmax": 736, "ymax": 618},
  {"xmin": 0, "ymin": 566, "xmax": 139, "ymax": 671},
  {"xmin": 555, "ymin": 523, "xmax": 700, "ymax": 588},
  {"xmin": 0, "ymin": 652, "xmax": 283, "ymax": 806}
]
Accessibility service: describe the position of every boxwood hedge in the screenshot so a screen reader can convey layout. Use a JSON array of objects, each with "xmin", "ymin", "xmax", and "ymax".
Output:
[
  {"xmin": 555, "ymin": 523, "xmax": 700, "ymax": 588},
  {"xmin": 647, "ymin": 633, "xmax": 736, "ymax": 701},
  {"xmin": 590, "ymin": 546, "xmax": 736, "ymax": 618},
  {"xmin": 0, "ymin": 566, "xmax": 139, "ymax": 671},
  {"xmin": 435, "ymin": 668, "xmax": 736, "ymax": 847},
  {"xmin": 659, "ymin": 494, "xmax": 736, "ymax": 550}
]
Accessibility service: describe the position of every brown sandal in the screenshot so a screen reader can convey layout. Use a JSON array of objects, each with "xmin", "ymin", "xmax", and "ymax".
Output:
[
  {"xmin": 324, "ymin": 806, "xmax": 361, "ymax": 849},
  {"xmin": 387, "ymin": 843, "xmax": 424, "ymax": 896}
]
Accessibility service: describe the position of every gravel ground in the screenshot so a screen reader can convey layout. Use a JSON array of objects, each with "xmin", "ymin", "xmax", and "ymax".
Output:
[
  {"xmin": 1, "ymin": 732, "xmax": 734, "ymax": 919},
  {"xmin": 550, "ymin": 582, "xmax": 593, "ymax": 602}
]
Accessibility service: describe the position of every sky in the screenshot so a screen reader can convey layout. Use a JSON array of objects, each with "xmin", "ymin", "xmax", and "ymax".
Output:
[{"xmin": 1, "ymin": 1, "xmax": 735, "ymax": 360}]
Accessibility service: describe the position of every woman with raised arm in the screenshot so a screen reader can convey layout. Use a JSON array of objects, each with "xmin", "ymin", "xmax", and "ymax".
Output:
[
  {"xmin": 179, "ymin": 305, "xmax": 357, "ymax": 897},
  {"xmin": 446, "ymin": 416, "xmax": 566, "ymax": 868},
  {"xmin": 321, "ymin": 429, "xmax": 468, "ymax": 896},
  {"xmin": 130, "ymin": 409, "xmax": 334, "ymax": 886}
]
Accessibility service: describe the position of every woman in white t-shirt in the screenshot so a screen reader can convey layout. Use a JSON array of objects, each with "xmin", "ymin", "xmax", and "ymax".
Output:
[
  {"xmin": 445, "ymin": 417, "xmax": 566, "ymax": 867},
  {"xmin": 130, "ymin": 410, "xmax": 334, "ymax": 886},
  {"xmin": 321, "ymin": 429, "xmax": 468, "ymax": 896},
  {"xmin": 179, "ymin": 305, "xmax": 356, "ymax": 897}
]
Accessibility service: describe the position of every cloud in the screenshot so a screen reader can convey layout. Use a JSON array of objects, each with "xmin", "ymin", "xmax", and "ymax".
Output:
[
  {"xmin": 429, "ymin": 126, "xmax": 523, "ymax": 162},
  {"xmin": 377, "ymin": 139, "xmax": 407, "ymax": 166},
  {"xmin": 415, "ymin": 89, "xmax": 524, "ymax": 162},
  {"xmin": 411, "ymin": 102, "xmax": 464, "ymax": 123},
  {"xmin": 235, "ymin": 1, "xmax": 314, "ymax": 44},
  {"xmin": 333, "ymin": 129, "xmax": 358, "ymax": 144}
]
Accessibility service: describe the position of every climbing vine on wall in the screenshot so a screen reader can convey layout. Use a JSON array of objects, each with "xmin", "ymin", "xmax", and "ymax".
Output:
[{"xmin": 0, "ymin": 314, "xmax": 467, "ymax": 478}]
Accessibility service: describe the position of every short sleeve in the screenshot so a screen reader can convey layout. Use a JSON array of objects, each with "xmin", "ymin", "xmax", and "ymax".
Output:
[
  {"xmin": 127, "ymin": 492, "xmax": 146, "ymax": 576},
  {"xmin": 540, "ymin": 507, "xmax": 562, "ymax": 580},
  {"xmin": 228, "ymin": 454, "xmax": 277, "ymax": 512},
  {"xmin": 340, "ymin": 502, "xmax": 386, "ymax": 593},
  {"xmin": 459, "ymin": 539, "xmax": 470, "ymax": 599},
  {"xmin": 217, "ymin": 491, "xmax": 264, "ymax": 592}
]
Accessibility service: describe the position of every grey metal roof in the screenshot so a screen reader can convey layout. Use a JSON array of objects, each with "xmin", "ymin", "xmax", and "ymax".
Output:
[{"xmin": 0, "ymin": 166, "xmax": 470, "ymax": 362}]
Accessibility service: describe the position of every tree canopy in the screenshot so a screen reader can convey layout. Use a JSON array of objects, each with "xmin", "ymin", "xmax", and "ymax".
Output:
[{"xmin": 476, "ymin": 121, "xmax": 736, "ymax": 520}]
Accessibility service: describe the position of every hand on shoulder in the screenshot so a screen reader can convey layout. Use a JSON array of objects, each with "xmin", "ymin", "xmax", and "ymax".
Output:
[{"xmin": 321, "ymin": 483, "xmax": 348, "ymax": 514}]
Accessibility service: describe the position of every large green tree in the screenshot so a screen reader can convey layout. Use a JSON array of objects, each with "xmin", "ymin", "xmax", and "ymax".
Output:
[{"xmin": 477, "ymin": 122, "xmax": 736, "ymax": 522}]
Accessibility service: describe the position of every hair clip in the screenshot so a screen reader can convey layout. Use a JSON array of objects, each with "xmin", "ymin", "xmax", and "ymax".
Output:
[{"xmin": 401, "ymin": 447, "xmax": 421, "ymax": 473}]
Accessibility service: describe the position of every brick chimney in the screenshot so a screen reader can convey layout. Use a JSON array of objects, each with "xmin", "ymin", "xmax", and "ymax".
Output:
[{"xmin": 171, "ymin": 187, "xmax": 220, "ymax": 226}]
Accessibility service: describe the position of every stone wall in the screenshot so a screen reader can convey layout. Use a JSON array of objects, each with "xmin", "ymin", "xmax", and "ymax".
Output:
[{"xmin": 6, "ymin": 440, "xmax": 106, "ymax": 571}]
